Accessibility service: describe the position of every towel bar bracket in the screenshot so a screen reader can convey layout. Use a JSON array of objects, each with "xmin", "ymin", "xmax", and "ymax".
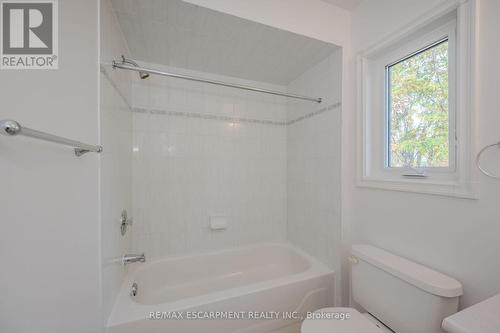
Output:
[{"xmin": 75, "ymin": 146, "xmax": 103, "ymax": 156}]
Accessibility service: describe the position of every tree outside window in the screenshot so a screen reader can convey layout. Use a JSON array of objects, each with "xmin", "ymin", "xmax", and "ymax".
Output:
[{"xmin": 387, "ymin": 40, "xmax": 449, "ymax": 168}]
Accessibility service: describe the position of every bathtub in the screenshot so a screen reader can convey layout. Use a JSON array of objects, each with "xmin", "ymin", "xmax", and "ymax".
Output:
[{"xmin": 107, "ymin": 242, "xmax": 334, "ymax": 333}]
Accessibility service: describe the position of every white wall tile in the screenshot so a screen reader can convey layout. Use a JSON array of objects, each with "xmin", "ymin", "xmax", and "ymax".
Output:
[
  {"xmin": 130, "ymin": 64, "xmax": 288, "ymax": 258},
  {"xmin": 286, "ymin": 50, "xmax": 342, "ymax": 305},
  {"xmin": 127, "ymin": 54, "xmax": 342, "ymax": 311}
]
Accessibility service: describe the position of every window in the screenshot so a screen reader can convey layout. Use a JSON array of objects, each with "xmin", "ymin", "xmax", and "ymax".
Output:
[
  {"xmin": 386, "ymin": 39, "xmax": 451, "ymax": 169},
  {"xmin": 357, "ymin": 2, "xmax": 476, "ymax": 198}
]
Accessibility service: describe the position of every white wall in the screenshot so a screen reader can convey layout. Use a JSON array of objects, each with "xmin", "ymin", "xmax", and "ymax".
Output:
[
  {"xmin": 286, "ymin": 51, "xmax": 343, "ymax": 305},
  {"xmin": 130, "ymin": 64, "xmax": 288, "ymax": 258},
  {"xmin": 347, "ymin": 0, "xmax": 500, "ymax": 309},
  {"xmin": 100, "ymin": 0, "xmax": 133, "ymax": 326},
  {"xmin": 0, "ymin": 1, "xmax": 101, "ymax": 332}
]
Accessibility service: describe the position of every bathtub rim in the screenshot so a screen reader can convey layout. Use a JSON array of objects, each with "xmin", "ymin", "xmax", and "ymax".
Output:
[{"xmin": 107, "ymin": 241, "xmax": 334, "ymax": 328}]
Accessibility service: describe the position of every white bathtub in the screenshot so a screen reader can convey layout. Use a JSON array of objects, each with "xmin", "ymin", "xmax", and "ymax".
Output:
[{"xmin": 107, "ymin": 242, "xmax": 334, "ymax": 333}]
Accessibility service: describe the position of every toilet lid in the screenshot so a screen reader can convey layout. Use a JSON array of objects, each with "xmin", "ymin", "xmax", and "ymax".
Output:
[{"xmin": 301, "ymin": 307, "xmax": 382, "ymax": 333}]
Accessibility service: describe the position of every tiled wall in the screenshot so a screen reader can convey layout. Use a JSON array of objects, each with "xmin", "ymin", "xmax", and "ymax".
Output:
[
  {"xmin": 127, "ymin": 53, "xmax": 342, "ymax": 274},
  {"xmin": 286, "ymin": 50, "xmax": 342, "ymax": 304},
  {"xmin": 100, "ymin": 0, "xmax": 133, "ymax": 324},
  {"xmin": 129, "ymin": 64, "xmax": 288, "ymax": 258}
]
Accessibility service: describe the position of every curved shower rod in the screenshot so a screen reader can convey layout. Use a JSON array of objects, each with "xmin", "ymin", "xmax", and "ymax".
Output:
[{"xmin": 112, "ymin": 56, "xmax": 322, "ymax": 104}]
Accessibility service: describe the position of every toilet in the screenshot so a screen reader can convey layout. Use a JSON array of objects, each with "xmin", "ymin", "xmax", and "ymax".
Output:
[{"xmin": 301, "ymin": 244, "xmax": 463, "ymax": 333}]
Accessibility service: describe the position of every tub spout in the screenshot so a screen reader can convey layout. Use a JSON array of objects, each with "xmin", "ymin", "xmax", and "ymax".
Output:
[{"xmin": 122, "ymin": 253, "xmax": 146, "ymax": 265}]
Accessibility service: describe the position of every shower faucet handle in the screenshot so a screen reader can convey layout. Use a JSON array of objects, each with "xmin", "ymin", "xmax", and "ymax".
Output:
[{"xmin": 120, "ymin": 209, "xmax": 133, "ymax": 236}]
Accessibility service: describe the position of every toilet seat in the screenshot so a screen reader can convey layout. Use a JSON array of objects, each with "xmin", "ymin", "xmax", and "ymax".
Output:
[{"xmin": 301, "ymin": 307, "xmax": 383, "ymax": 333}]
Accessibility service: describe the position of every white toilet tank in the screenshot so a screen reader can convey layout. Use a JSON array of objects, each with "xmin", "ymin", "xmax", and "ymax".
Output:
[{"xmin": 351, "ymin": 245, "xmax": 463, "ymax": 333}]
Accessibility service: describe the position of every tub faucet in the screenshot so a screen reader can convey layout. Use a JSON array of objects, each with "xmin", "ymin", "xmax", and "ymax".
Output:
[{"xmin": 122, "ymin": 253, "xmax": 146, "ymax": 265}]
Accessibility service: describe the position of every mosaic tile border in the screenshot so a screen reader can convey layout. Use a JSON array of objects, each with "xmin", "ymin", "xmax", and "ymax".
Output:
[
  {"xmin": 286, "ymin": 102, "xmax": 342, "ymax": 125},
  {"xmin": 101, "ymin": 64, "xmax": 341, "ymax": 127},
  {"xmin": 133, "ymin": 107, "xmax": 287, "ymax": 126}
]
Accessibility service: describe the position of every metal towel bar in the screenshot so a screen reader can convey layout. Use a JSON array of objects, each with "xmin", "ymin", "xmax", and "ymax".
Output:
[{"xmin": 0, "ymin": 119, "xmax": 103, "ymax": 156}]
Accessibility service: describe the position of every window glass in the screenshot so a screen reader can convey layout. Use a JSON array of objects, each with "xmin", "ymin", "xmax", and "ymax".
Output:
[{"xmin": 387, "ymin": 40, "xmax": 449, "ymax": 168}]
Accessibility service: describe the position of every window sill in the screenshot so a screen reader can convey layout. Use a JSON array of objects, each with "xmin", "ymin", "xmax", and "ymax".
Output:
[{"xmin": 357, "ymin": 176, "xmax": 478, "ymax": 199}]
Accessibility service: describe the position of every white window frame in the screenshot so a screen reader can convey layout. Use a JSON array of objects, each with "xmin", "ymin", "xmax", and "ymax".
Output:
[
  {"xmin": 384, "ymin": 23, "xmax": 456, "ymax": 175},
  {"xmin": 357, "ymin": 0, "xmax": 476, "ymax": 198}
]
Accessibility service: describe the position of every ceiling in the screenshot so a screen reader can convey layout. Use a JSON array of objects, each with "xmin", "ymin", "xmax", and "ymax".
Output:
[
  {"xmin": 321, "ymin": 0, "xmax": 363, "ymax": 11},
  {"xmin": 110, "ymin": 0, "xmax": 338, "ymax": 85}
]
